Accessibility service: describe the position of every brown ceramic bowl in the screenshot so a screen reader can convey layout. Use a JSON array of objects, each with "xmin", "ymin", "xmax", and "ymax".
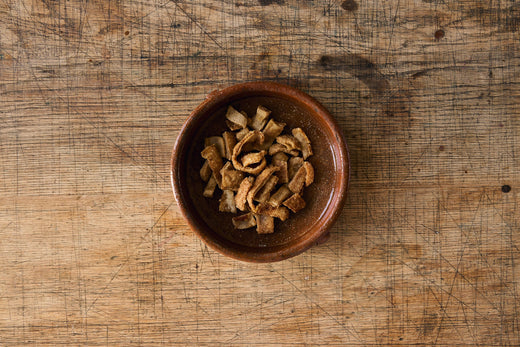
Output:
[{"xmin": 171, "ymin": 81, "xmax": 349, "ymax": 262}]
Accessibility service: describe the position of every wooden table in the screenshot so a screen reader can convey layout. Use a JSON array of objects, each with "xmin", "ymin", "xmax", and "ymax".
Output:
[{"xmin": 1, "ymin": 0, "xmax": 519, "ymax": 345}]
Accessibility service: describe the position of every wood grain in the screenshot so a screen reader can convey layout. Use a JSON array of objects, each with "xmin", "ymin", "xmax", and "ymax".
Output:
[{"xmin": 1, "ymin": 0, "xmax": 519, "ymax": 345}]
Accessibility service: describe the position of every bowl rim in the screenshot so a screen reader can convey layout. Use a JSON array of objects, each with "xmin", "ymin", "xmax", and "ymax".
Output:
[{"xmin": 171, "ymin": 81, "xmax": 350, "ymax": 262}]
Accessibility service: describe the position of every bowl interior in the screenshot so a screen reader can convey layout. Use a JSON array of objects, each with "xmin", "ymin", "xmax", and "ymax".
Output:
[{"xmin": 174, "ymin": 86, "xmax": 347, "ymax": 261}]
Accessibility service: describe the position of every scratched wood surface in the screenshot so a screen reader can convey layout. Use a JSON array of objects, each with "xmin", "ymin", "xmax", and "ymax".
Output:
[{"xmin": 1, "ymin": 0, "xmax": 519, "ymax": 345}]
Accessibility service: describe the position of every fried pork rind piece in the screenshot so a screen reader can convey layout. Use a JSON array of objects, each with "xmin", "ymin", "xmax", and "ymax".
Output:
[
  {"xmin": 232, "ymin": 130, "xmax": 267, "ymax": 175},
  {"xmin": 276, "ymin": 135, "xmax": 301, "ymax": 151},
  {"xmin": 205, "ymin": 136, "xmax": 225, "ymax": 158},
  {"xmin": 283, "ymin": 193, "xmax": 306, "ymax": 213},
  {"xmin": 200, "ymin": 160, "xmax": 212, "ymax": 182},
  {"xmin": 256, "ymin": 203, "xmax": 290, "ymax": 221},
  {"xmin": 241, "ymin": 151, "xmax": 266, "ymax": 167},
  {"xmin": 246, "ymin": 165, "xmax": 279, "ymax": 212},
  {"xmin": 235, "ymin": 177, "xmax": 254, "ymax": 211},
  {"xmin": 203, "ymin": 175, "xmax": 218, "ymax": 198},
  {"xmin": 220, "ymin": 162, "xmax": 245, "ymax": 191},
  {"xmin": 254, "ymin": 214, "xmax": 274, "ymax": 234},
  {"xmin": 226, "ymin": 120, "xmax": 242, "ymax": 131},
  {"xmin": 288, "ymin": 157, "xmax": 304, "ymax": 180},
  {"xmin": 272, "ymin": 152, "xmax": 288, "ymax": 163},
  {"xmin": 261, "ymin": 119, "xmax": 285, "ymax": 149},
  {"xmin": 272, "ymin": 152, "xmax": 289, "ymax": 183},
  {"xmin": 226, "ymin": 106, "xmax": 248, "ymax": 130},
  {"xmin": 219, "ymin": 190, "xmax": 237, "ymax": 213},
  {"xmin": 250, "ymin": 105, "xmax": 271, "ymax": 131},
  {"xmin": 268, "ymin": 143, "xmax": 299, "ymax": 157},
  {"xmin": 292, "ymin": 128, "xmax": 313, "ymax": 159},
  {"xmin": 201, "ymin": 145, "xmax": 223, "ymax": 183},
  {"xmin": 287, "ymin": 165, "xmax": 306, "ymax": 193},
  {"xmin": 268, "ymin": 185, "xmax": 292, "ymax": 208},
  {"xmin": 254, "ymin": 176, "xmax": 279, "ymax": 203},
  {"xmin": 302, "ymin": 161, "xmax": 314, "ymax": 187},
  {"xmin": 232, "ymin": 213, "xmax": 257, "ymax": 229},
  {"xmin": 235, "ymin": 128, "xmax": 249, "ymax": 141},
  {"xmin": 222, "ymin": 131, "xmax": 237, "ymax": 160}
]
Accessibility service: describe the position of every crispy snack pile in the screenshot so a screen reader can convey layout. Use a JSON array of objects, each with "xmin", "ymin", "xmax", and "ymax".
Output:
[{"xmin": 200, "ymin": 105, "xmax": 314, "ymax": 234}]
